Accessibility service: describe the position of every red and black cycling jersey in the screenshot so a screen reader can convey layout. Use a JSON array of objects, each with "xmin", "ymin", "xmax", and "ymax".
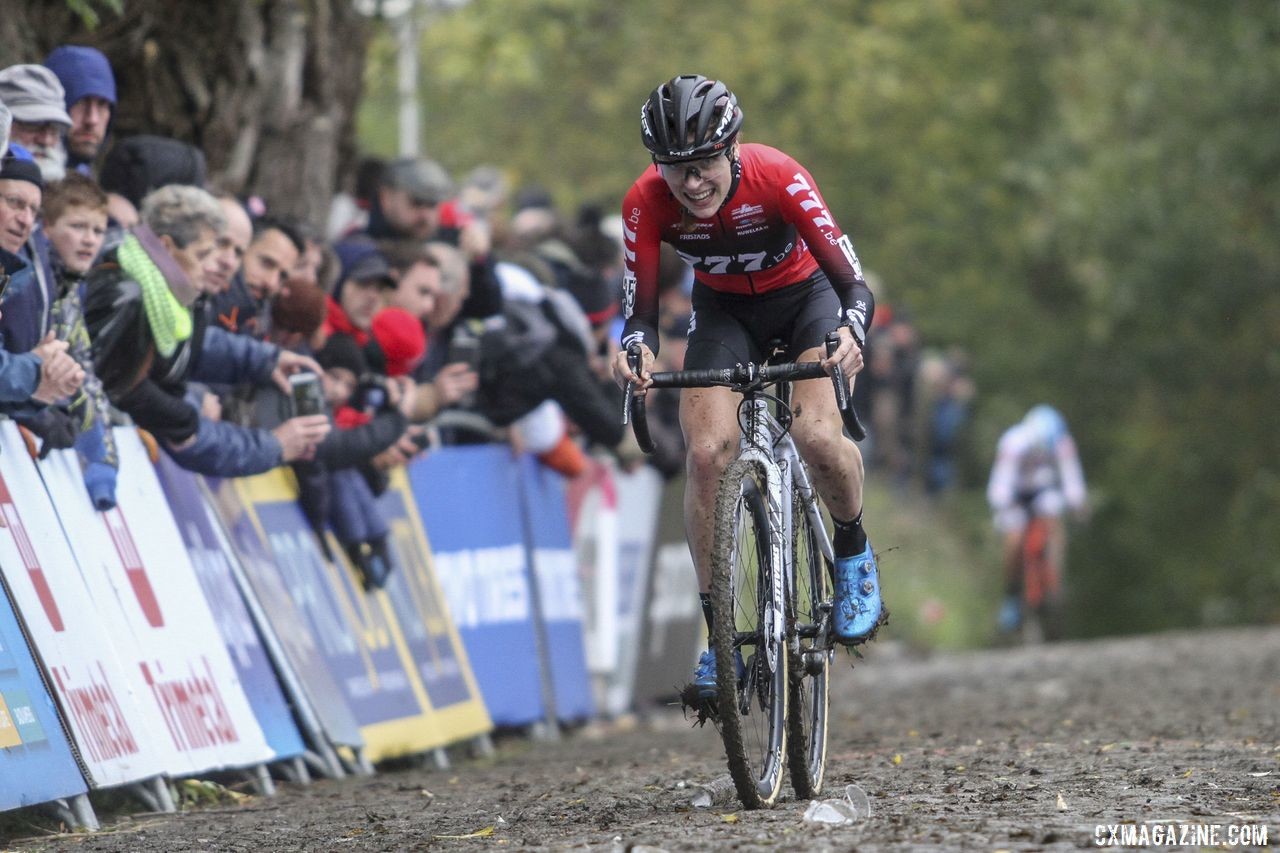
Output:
[{"xmin": 620, "ymin": 142, "xmax": 874, "ymax": 354}]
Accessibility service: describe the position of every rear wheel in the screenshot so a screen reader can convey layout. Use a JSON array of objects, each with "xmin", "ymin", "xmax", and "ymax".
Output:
[
  {"xmin": 710, "ymin": 459, "xmax": 788, "ymax": 809},
  {"xmin": 1022, "ymin": 518, "xmax": 1060, "ymax": 643},
  {"xmin": 787, "ymin": 490, "xmax": 831, "ymax": 799}
]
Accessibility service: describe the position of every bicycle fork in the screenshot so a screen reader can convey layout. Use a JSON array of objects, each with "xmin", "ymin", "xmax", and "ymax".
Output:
[{"xmin": 742, "ymin": 399, "xmax": 789, "ymax": 675}]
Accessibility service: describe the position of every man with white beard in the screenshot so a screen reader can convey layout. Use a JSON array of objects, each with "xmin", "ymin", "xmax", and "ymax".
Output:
[{"xmin": 0, "ymin": 65, "xmax": 72, "ymax": 183}]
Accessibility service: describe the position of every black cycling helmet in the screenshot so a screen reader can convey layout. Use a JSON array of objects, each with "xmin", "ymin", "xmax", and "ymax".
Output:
[{"xmin": 641, "ymin": 75, "xmax": 743, "ymax": 163}]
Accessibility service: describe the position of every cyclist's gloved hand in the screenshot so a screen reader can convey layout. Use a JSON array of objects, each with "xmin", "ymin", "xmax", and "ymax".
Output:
[
  {"xmin": 822, "ymin": 325, "xmax": 865, "ymax": 380},
  {"xmin": 613, "ymin": 342, "xmax": 654, "ymax": 391}
]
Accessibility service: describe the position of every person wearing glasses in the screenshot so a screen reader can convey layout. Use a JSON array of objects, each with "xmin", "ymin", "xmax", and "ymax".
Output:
[
  {"xmin": 0, "ymin": 148, "xmax": 86, "ymax": 430},
  {"xmin": 612, "ymin": 75, "xmax": 883, "ymax": 696}
]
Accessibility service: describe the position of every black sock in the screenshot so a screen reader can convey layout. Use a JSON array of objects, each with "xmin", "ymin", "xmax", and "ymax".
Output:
[
  {"xmin": 699, "ymin": 593, "xmax": 714, "ymax": 633},
  {"xmin": 833, "ymin": 511, "xmax": 867, "ymax": 558}
]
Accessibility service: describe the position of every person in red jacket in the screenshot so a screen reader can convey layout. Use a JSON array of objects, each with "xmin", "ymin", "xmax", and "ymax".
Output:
[{"xmin": 611, "ymin": 75, "xmax": 883, "ymax": 696}]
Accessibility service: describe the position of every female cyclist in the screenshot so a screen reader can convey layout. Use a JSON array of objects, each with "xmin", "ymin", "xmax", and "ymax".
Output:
[{"xmin": 611, "ymin": 74, "xmax": 884, "ymax": 696}]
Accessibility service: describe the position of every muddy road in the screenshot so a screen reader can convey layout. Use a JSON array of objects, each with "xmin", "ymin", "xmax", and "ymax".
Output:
[{"xmin": 11, "ymin": 626, "xmax": 1279, "ymax": 851}]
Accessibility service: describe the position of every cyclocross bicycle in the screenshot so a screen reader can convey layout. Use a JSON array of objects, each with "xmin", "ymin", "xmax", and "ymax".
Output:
[
  {"xmin": 624, "ymin": 332, "xmax": 865, "ymax": 809},
  {"xmin": 1014, "ymin": 500, "xmax": 1064, "ymax": 644}
]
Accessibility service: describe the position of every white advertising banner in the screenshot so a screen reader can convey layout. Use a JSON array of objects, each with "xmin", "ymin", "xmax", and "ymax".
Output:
[
  {"xmin": 606, "ymin": 463, "xmax": 664, "ymax": 716},
  {"xmin": 40, "ymin": 429, "xmax": 271, "ymax": 775},
  {"xmin": 632, "ymin": 476, "xmax": 706, "ymax": 709},
  {"xmin": 565, "ymin": 459, "xmax": 620, "ymax": 680},
  {"xmin": 0, "ymin": 423, "xmax": 169, "ymax": 787}
]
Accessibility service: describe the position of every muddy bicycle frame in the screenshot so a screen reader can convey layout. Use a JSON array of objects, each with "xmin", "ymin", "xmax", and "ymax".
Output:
[
  {"xmin": 624, "ymin": 334, "xmax": 866, "ymax": 807},
  {"xmin": 624, "ymin": 335, "xmax": 865, "ymax": 655}
]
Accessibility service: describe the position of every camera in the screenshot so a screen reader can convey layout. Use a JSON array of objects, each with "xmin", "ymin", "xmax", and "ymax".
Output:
[
  {"xmin": 356, "ymin": 373, "xmax": 390, "ymax": 413},
  {"xmin": 289, "ymin": 371, "xmax": 326, "ymax": 417}
]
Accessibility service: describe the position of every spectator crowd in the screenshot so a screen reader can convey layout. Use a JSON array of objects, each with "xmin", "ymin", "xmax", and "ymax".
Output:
[
  {"xmin": 0, "ymin": 47, "xmax": 974, "ymax": 592},
  {"xmin": 0, "ymin": 47, "xmax": 629, "ymax": 590}
]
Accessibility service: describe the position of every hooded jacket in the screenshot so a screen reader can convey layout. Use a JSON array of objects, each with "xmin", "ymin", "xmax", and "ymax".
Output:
[{"xmin": 43, "ymin": 46, "xmax": 116, "ymax": 172}]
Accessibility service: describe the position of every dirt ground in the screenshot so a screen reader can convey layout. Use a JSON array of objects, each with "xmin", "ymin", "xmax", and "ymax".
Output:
[{"xmin": 7, "ymin": 626, "xmax": 1278, "ymax": 852}]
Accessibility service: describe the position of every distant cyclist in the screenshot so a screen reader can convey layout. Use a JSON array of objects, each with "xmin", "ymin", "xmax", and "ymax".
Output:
[
  {"xmin": 987, "ymin": 405, "xmax": 1088, "ymax": 632},
  {"xmin": 611, "ymin": 74, "xmax": 884, "ymax": 698}
]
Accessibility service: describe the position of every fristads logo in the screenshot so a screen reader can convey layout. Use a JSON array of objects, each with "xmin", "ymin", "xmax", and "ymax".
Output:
[{"xmin": 672, "ymin": 221, "xmax": 713, "ymax": 239}]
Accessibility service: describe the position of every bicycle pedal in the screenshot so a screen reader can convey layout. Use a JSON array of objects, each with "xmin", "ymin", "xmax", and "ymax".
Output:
[{"xmin": 802, "ymin": 649, "xmax": 828, "ymax": 676}]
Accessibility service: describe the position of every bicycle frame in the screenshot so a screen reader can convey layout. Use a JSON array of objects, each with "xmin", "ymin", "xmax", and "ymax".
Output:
[{"xmin": 734, "ymin": 393, "xmax": 837, "ymax": 665}]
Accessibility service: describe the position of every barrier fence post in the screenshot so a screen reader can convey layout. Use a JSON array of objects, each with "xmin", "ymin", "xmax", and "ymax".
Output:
[
  {"xmin": 246, "ymin": 764, "xmax": 275, "ymax": 796},
  {"xmin": 515, "ymin": 463, "xmax": 562, "ymax": 741},
  {"xmin": 69, "ymin": 793, "xmax": 99, "ymax": 831}
]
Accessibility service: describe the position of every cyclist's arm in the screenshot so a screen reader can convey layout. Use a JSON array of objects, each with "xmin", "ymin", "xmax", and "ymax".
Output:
[
  {"xmin": 779, "ymin": 159, "xmax": 875, "ymax": 341},
  {"xmin": 619, "ymin": 183, "xmax": 662, "ymax": 356},
  {"xmin": 1056, "ymin": 434, "xmax": 1088, "ymax": 511},
  {"xmin": 987, "ymin": 431, "xmax": 1020, "ymax": 511}
]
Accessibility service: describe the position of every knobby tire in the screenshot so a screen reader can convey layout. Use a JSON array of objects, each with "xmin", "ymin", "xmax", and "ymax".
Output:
[{"xmin": 710, "ymin": 458, "xmax": 788, "ymax": 809}]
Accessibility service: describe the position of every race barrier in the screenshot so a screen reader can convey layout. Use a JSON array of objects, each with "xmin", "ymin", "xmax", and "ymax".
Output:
[
  {"xmin": 0, "ymin": 570, "xmax": 85, "ymax": 812},
  {"xmin": 1, "ymin": 423, "xmax": 194, "ymax": 789},
  {"xmin": 517, "ymin": 457, "xmax": 594, "ymax": 723},
  {"xmin": 153, "ymin": 457, "xmax": 307, "ymax": 767},
  {"xmin": 409, "ymin": 445, "xmax": 595, "ymax": 728},
  {"xmin": 44, "ymin": 430, "xmax": 273, "ymax": 777},
  {"xmin": 1, "ymin": 415, "xmax": 708, "ymax": 823},
  {"xmin": 603, "ymin": 464, "xmax": 664, "ymax": 717},
  {"xmin": 565, "ymin": 458, "xmax": 667, "ymax": 717},
  {"xmin": 564, "ymin": 459, "xmax": 703, "ymax": 716},
  {"xmin": 204, "ymin": 472, "xmax": 366, "ymax": 771},
  {"xmin": 564, "ymin": 458, "xmax": 621, "ymax": 699},
  {"xmin": 629, "ymin": 475, "xmax": 706, "ymax": 710},
  {"xmin": 229, "ymin": 467, "xmax": 490, "ymax": 763}
]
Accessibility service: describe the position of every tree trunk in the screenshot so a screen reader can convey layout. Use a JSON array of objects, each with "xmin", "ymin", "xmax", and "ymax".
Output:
[{"xmin": 1, "ymin": 0, "xmax": 368, "ymax": 228}]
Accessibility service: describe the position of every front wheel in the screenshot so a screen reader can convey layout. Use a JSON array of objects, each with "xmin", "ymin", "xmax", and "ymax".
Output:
[{"xmin": 710, "ymin": 458, "xmax": 788, "ymax": 809}]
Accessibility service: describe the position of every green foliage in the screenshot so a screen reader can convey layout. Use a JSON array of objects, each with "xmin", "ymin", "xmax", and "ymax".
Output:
[
  {"xmin": 63, "ymin": 0, "xmax": 122, "ymax": 29},
  {"xmin": 358, "ymin": 0, "xmax": 1280, "ymax": 637}
]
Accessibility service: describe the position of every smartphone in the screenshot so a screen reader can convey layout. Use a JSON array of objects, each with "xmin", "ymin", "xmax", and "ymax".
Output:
[
  {"xmin": 289, "ymin": 371, "xmax": 326, "ymax": 418},
  {"xmin": 447, "ymin": 334, "xmax": 482, "ymax": 371},
  {"xmin": 446, "ymin": 334, "xmax": 481, "ymax": 408},
  {"xmin": 0, "ymin": 271, "xmax": 11, "ymax": 304}
]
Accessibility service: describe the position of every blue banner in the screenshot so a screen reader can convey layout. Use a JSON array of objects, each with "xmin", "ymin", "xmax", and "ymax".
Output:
[
  {"xmin": 518, "ymin": 458, "xmax": 595, "ymax": 722},
  {"xmin": 408, "ymin": 447, "xmax": 546, "ymax": 727},
  {"xmin": 252, "ymin": 500, "xmax": 422, "ymax": 726},
  {"xmin": 0, "ymin": 577, "xmax": 86, "ymax": 811},
  {"xmin": 207, "ymin": 478, "xmax": 365, "ymax": 750},
  {"xmin": 154, "ymin": 459, "xmax": 305, "ymax": 762},
  {"xmin": 377, "ymin": 488, "xmax": 471, "ymax": 709}
]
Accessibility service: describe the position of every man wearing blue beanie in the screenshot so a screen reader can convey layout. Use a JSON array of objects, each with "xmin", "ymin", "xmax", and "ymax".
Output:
[{"xmin": 43, "ymin": 45, "xmax": 116, "ymax": 173}]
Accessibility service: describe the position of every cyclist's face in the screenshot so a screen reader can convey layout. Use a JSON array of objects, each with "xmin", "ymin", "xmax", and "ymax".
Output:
[{"xmin": 657, "ymin": 152, "xmax": 732, "ymax": 218}]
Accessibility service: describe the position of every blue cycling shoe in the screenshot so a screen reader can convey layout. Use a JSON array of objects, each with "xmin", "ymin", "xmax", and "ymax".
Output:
[
  {"xmin": 997, "ymin": 595, "xmax": 1022, "ymax": 633},
  {"xmin": 692, "ymin": 647, "xmax": 746, "ymax": 701},
  {"xmin": 834, "ymin": 542, "xmax": 883, "ymax": 644}
]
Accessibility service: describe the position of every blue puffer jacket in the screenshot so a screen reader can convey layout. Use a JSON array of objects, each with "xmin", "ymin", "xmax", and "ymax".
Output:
[
  {"xmin": 0, "ymin": 248, "xmax": 41, "ymax": 403},
  {"xmin": 193, "ymin": 324, "xmax": 279, "ymax": 387},
  {"xmin": 164, "ymin": 411, "xmax": 282, "ymax": 477}
]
